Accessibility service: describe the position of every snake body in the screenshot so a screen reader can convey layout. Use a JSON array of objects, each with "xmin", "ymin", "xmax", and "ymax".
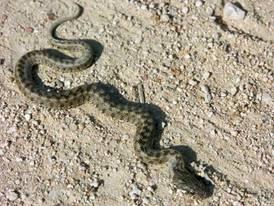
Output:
[{"xmin": 15, "ymin": 3, "xmax": 209, "ymax": 198}]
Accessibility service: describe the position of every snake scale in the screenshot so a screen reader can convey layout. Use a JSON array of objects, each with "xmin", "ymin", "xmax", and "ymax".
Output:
[{"xmin": 14, "ymin": 3, "xmax": 209, "ymax": 198}]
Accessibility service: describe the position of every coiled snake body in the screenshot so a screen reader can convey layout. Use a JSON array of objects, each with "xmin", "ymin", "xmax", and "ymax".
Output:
[{"xmin": 15, "ymin": 3, "xmax": 209, "ymax": 198}]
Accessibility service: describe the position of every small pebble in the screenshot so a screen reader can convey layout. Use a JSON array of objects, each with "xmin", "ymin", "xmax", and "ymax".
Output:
[
  {"xmin": 188, "ymin": 79, "xmax": 198, "ymax": 86},
  {"xmin": 230, "ymin": 86, "xmax": 238, "ymax": 96},
  {"xmin": 129, "ymin": 184, "xmax": 142, "ymax": 199},
  {"xmin": 206, "ymin": 7, "xmax": 214, "ymax": 15},
  {"xmin": 181, "ymin": 7, "xmax": 189, "ymax": 14},
  {"xmin": 220, "ymin": 91, "xmax": 228, "ymax": 97},
  {"xmin": 149, "ymin": 3, "xmax": 156, "ymax": 9},
  {"xmin": 5, "ymin": 190, "xmax": 19, "ymax": 201},
  {"xmin": 261, "ymin": 93, "xmax": 273, "ymax": 105},
  {"xmin": 184, "ymin": 54, "xmax": 191, "ymax": 59},
  {"xmin": 24, "ymin": 26, "xmax": 34, "ymax": 33},
  {"xmin": 16, "ymin": 157, "xmax": 24, "ymax": 162},
  {"xmin": 140, "ymin": 4, "xmax": 148, "ymax": 10},
  {"xmin": 231, "ymin": 130, "xmax": 238, "ymax": 137},
  {"xmin": 90, "ymin": 179, "xmax": 100, "ymax": 188},
  {"xmin": 24, "ymin": 113, "xmax": 32, "ymax": 121},
  {"xmin": 161, "ymin": 121, "xmax": 167, "ymax": 129},
  {"xmin": 64, "ymin": 80, "xmax": 72, "ymax": 88},
  {"xmin": 121, "ymin": 134, "xmax": 129, "ymax": 141},
  {"xmin": 7, "ymin": 126, "xmax": 17, "ymax": 135},
  {"xmin": 223, "ymin": 2, "xmax": 246, "ymax": 20},
  {"xmin": 195, "ymin": 0, "xmax": 203, "ymax": 7},
  {"xmin": 160, "ymin": 14, "xmax": 170, "ymax": 22},
  {"xmin": 202, "ymin": 71, "xmax": 211, "ymax": 80},
  {"xmin": 200, "ymin": 84, "xmax": 212, "ymax": 103}
]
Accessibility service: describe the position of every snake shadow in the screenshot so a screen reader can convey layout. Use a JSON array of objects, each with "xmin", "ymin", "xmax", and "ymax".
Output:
[
  {"xmin": 94, "ymin": 83, "xmax": 215, "ymax": 197},
  {"xmin": 42, "ymin": 39, "xmax": 104, "ymax": 64}
]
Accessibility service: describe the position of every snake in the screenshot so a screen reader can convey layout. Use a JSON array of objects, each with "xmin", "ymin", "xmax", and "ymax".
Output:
[{"xmin": 14, "ymin": 3, "xmax": 209, "ymax": 198}]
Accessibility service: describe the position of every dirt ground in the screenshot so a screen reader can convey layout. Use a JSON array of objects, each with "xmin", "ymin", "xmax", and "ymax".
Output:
[{"xmin": 0, "ymin": 0, "xmax": 273, "ymax": 205}]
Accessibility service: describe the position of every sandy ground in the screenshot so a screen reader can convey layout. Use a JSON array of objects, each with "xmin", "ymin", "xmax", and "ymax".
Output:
[{"xmin": 0, "ymin": 0, "xmax": 273, "ymax": 205}]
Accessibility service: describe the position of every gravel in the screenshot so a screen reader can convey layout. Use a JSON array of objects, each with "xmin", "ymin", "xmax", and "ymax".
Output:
[{"xmin": 0, "ymin": 0, "xmax": 273, "ymax": 205}]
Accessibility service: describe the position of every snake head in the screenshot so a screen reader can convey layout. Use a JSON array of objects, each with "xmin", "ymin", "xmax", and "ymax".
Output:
[{"xmin": 172, "ymin": 167, "xmax": 211, "ymax": 198}]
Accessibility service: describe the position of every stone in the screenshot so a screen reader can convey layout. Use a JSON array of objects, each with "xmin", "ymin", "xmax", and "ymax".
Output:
[
  {"xmin": 160, "ymin": 14, "xmax": 170, "ymax": 22},
  {"xmin": 24, "ymin": 27, "xmax": 34, "ymax": 33},
  {"xmin": 140, "ymin": 4, "xmax": 148, "ymax": 10},
  {"xmin": 64, "ymin": 80, "xmax": 72, "ymax": 88},
  {"xmin": 5, "ymin": 190, "xmax": 19, "ymax": 201},
  {"xmin": 195, "ymin": 0, "xmax": 203, "ymax": 7},
  {"xmin": 223, "ymin": 2, "xmax": 246, "ymax": 20},
  {"xmin": 261, "ymin": 92, "xmax": 272, "ymax": 105},
  {"xmin": 24, "ymin": 113, "xmax": 32, "ymax": 121},
  {"xmin": 188, "ymin": 79, "xmax": 198, "ymax": 86},
  {"xmin": 202, "ymin": 71, "xmax": 211, "ymax": 80},
  {"xmin": 129, "ymin": 184, "xmax": 142, "ymax": 199},
  {"xmin": 200, "ymin": 84, "xmax": 212, "ymax": 103},
  {"xmin": 230, "ymin": 86, "xmax": 238, "ymax": 96},
  {"xmin": 90, "ymin": 179, "xmax": 100, "ymax": 188},
  {"xmin": 181, "ymin": 7, "xmax": 189, "ymax": 14}
]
